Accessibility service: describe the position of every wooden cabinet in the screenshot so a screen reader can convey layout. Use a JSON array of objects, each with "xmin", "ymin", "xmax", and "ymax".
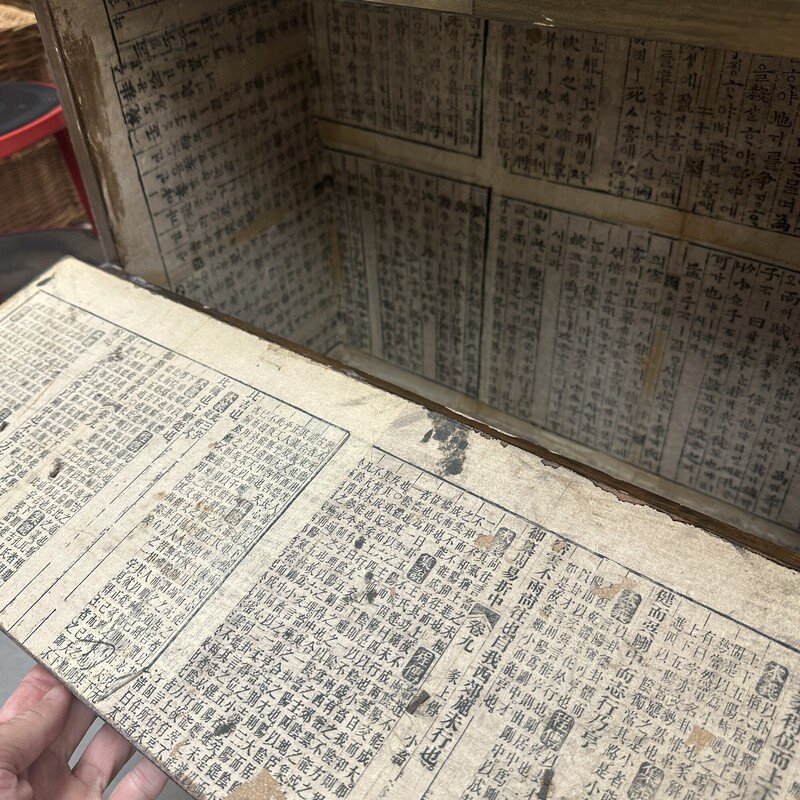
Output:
[{"xmin": 32, "ymin": 0, "xmax": 800, "ymax": 550}]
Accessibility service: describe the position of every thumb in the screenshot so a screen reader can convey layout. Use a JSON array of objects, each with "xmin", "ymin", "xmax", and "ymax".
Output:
[{"xmin": 0, "ymin": 683, "xmax": 72, "ymax": 774}]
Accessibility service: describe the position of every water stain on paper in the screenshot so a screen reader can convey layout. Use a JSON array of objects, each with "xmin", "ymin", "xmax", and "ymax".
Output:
[
  {"xmin": 591, "ymin": 577, "xmax": 637, "ymax": 600},
  {"xmin": 168, "ymin": 737, "xmax": 188, "ymax": 758},
  {"xmin": 475, "ymin": 532, "xmax": 495, "ymax": 550},
  {"xmin": 686, "ymin": 725, "xmax": 715, "ymax": 751},
  {"xmin": 224, "ymin": 770, "xmax": 287, "ymax": 800}
]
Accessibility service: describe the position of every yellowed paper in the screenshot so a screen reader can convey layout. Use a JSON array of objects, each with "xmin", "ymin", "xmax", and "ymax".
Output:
[
  {"xmin": 40, "ymin": 0, "xmax": 800, "ymax": 544},
  {"xmin": 1, "ymin": 259, "xmax": 799, "ymax": 800}
]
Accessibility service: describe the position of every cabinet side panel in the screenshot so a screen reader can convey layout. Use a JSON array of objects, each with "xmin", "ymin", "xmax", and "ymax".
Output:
[{"xmin": 40, "ymin": 0, "xmax": 341, "ymax": 353}]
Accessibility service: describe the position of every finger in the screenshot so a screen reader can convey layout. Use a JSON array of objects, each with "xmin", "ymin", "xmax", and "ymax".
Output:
[
  {"xmin": 0, "ymin": 665, "xmax": 60, "ymax": 723},
  {"xmin": 0, "ymin": 682, "xmax": 72, "ymax": 773},
  {"xmin": 109, "ymin": 756, "xmax": 168, "ymax": 800},
  {"xmin": 71, "ymin": 722, "xmax": 135, "ymax": 794},
  {"xmin": 50, "ymin": 697, "xmax": 96, "ymax": 763}
]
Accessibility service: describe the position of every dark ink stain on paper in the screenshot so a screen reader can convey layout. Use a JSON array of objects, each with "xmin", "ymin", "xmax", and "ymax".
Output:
[
  {"xmin": 422, "ymin": 411, "xmax": 469, "ymax": 475},
  {"xmin": 213, "ymin": 720, "xmax": 238, "ymax": 737},
  {"xmin": 469, "ymin": 603, "xmax": 500, "ymax": 629},
  {"xmin": 365, "ymin": 570, "xmax": 377, "ymax": 603},
  {"xmin": 405, "ymin": 690, "xmax": 430, "ymax": 715},
  {"xmin": 354, "ymin": 535, "xmax": 365, "ymax": 549},
  {"xmin": 527, "ymin": 26, "xmax": 543, "ymax": 44},
  {"xmin": 537, "ymin": 768, "xmax": 554, "ymax": 799},
  {"xmin": 345, "ymin": 570, "xmax": 381, "ymax": 605},
  {"xmin": 312, "ymin": 175, "xmax": 333, "ymax": 195},
  {"xmin": 49, "ymin": 459, "xmax": 64, "ymax": 479}
]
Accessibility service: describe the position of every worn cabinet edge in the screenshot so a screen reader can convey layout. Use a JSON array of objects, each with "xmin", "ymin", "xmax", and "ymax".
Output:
[
  {"xmin": 31, "ymin": 0, "xmax": 119, "ymax": 263},
  {"xmin": 102, "ymin": 265, "xmax": 800, "ymax": 573}
]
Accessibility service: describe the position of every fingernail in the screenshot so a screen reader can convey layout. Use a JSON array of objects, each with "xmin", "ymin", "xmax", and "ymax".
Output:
[{"xmin": 44, "ymin": 684, "xmax": 67, "ymax": 701}]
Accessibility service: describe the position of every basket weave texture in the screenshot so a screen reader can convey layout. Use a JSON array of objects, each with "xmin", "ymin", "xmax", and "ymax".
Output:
[{"xmin": 0, "ymin": 3, "xmax": 86, "ymax": 232}]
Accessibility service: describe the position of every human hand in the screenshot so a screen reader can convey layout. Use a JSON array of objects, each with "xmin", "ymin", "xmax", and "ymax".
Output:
[{"xmin": 0, "ymin": 665, "xmax": 168, "ymax": 800}]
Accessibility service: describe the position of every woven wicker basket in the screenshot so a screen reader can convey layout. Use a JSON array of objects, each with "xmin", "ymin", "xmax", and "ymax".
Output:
[
  {"xmin": 0, "ymin": 2, "xmax": 86, "ymax": 233},
  {"xmin": 0, "ymin": 3, "xmax": 48, "ymax": 83}
]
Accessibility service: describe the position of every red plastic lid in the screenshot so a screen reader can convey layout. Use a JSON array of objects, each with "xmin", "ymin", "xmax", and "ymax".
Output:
[{"xmin": 0, "ymin": 82, "xmax": 65, "ymax": 160}]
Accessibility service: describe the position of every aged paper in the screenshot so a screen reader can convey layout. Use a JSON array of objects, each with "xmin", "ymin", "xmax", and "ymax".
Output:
[
  {"xmin": 492, "ymin": 26, "xmax": 800, "ymax": 236},
  {"xmin": 2, "ymin": 259, "xmax": 800, "ymax": 800},
  {"xmin": 43, "ymin": 0, "xmax": 340, "ymax": 352},
  {"xmin": 481, "ymin": 198, "xmax": 800, "ymax": 531},
  {"xmin": 39, "ymin": 0, "xmax": 800, "ymax": 542},
  {"xmin": 329, "ymin": 152, "xmax": 488, "ymax": 395},
  {"xmin": 312, "ymin": 1, "xmax": 800, "ymax": 542}
]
